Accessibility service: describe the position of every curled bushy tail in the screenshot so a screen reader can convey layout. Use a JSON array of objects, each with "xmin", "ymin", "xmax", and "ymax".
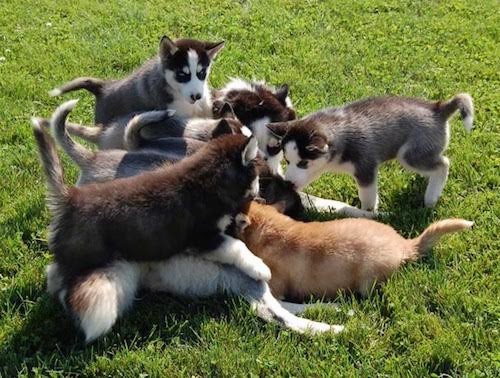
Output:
[
  {"xmin": 51, "ymin": 99, "xmax": 95, "ymax": 167},
  {"xmin": 31, "ymin": 118, "xmax": 67, "ymax": 208},
  {"xmin": 405, "ymin": 219, "xmax": 473, "ymax": 260},
  {"xmin": 49, "ymin": 77, "xmax": 105, "ymax": 97},
  {"xmin": 437, "ymin": 93, "xmax": 474, "ymax": 132},
  {"xmin": 123, "ymin": 110, "xmax": 175, "ymax": 150}
]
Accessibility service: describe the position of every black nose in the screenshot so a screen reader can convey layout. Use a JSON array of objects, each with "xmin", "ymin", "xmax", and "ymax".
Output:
[{"xmin": 191, "ymin": 93, "xmax": 202, "ymax": 102}]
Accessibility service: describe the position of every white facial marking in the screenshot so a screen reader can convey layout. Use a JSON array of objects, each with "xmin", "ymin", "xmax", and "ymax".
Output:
[
  {"xmin": 241, "ymin": 126, "xmax": 253, "ymax": 137},
  {"xmin": 242, "ymin": 137, "xmax": 258, "ymax": 165},
  {"xmin": 196, "ymin": 63, "xmax": 203, "ymax": 73},
  {"xmin": 246, "ymin": 175, "xmax": 260, "ymax": 197},
  {"xmin": 164, "ymin": 49, "xmax": 206, "ymax": 105},
  {"xmin": 283, "ymin": 141, "xmax": 329, "ymax": 189}
]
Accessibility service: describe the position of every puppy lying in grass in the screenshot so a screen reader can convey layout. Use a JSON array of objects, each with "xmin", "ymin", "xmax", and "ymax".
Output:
[{"xmin": 236, "ymin": 201, "xmax": 473, "ymax": 301}]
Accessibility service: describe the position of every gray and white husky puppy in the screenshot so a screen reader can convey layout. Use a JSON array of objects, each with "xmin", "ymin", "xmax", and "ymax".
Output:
[
  {"xmin": 267, "ymin": 94, "xmax": 474, "ymax": 211},
  {"xmin": 32, "ymin": 108, "xmax": 343, "ymax": 343},
  {"xmin": 50, "ymin": 35, "xmax": 224, "ymax": 124}
]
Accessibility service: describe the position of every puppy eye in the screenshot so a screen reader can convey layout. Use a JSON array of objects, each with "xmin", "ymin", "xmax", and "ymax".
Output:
[
  {"xmin": 176, "ymin": 71, "xmax": 190, "ymax": 82},
  {"xmin": 297, "ymin": 160, "xmax": 308, "ymax": 169},
  {"xmin": 197, "ymin": 68, "xmax": 207, "ymax": 80},
  {"xmin": 266, "ymin": 145, "xmax": 281, "ymax": 156}
]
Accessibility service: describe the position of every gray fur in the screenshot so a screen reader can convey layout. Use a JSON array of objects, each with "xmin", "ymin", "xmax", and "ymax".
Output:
[
  {"xmin": 274, "ymin": 94, "xmax": 474, "ymax": 210},
  {"xmin": 49, "ymin": 36, "xmax": 223, "ymax": 124}
]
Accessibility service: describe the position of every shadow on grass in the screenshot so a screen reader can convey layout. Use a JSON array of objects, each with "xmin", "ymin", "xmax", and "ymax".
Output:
[{"xmin": 0, "ymin": 287, "xmax": 244, "ymax": 376}]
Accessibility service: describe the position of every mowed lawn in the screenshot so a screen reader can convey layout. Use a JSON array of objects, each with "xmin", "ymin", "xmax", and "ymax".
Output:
[{"xmin": 0, "ymin": 0, "xmax": 498, "ymax": 376}]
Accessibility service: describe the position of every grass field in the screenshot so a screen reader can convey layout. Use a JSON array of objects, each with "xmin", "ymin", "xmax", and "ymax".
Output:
[{"xmin": 0, "ymin": 0, "xmax": 499, "ymax": 376}]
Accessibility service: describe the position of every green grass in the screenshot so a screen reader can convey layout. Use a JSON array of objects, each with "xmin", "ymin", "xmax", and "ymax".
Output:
[{"xmin": 0, "ymin": 0, "xmax": 499, "ymax": 376}]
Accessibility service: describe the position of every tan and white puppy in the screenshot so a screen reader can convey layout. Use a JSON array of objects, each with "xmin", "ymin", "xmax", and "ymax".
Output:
[{"xmin": 237, "ymin": 202, "xmax": 473, "ymax": 300}]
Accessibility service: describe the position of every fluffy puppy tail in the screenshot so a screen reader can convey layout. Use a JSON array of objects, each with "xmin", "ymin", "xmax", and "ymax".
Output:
[
  {"xmin": 48, "ymin": 261, "xmax": 140, "ymax": 343},
  {"xmin": 437, "ymin": 93, "xmax": 474, "ymax": 132},
  {"xmin": 405, "ymin": 219, "xmax": 473, "ymax": 261},
  {"xmin": 65, "ymin": 122, "xmax": 102, "ymax": 144},
  {"xmin": 123, "ymin": 109, "xmax": 175, "ymax": 150},
  {"xmin": 51, "ymin": 99, "xmax": 95, "ymax": 168},
  {"xmin": 31, "ymin": 117, "xmax": 68, "ymax": 208},
  {"xmin": 49, "ymin": 77, "xmax": 105, "ymax": 97}
]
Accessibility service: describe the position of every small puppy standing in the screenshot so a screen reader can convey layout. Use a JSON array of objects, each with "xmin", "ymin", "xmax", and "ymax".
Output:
[
  {"xmin": 268, "ymin": 94, "xmax": 474, "ymax": 210},
  {"xmin": 50, "ymin": 35, "xmax": 224, "ymax": 135},
  {"xmin": 238, "ymin": 202, "xmax": 473, "ymax": 300}
]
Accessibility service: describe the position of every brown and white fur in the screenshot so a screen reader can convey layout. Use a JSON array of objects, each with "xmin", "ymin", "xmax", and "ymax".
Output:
[
  {"xmin": 50, "ymin": 35, "xmax": 224, "ymax": 124},
  {"xmin": 237, "ymin": 202, "xmax": 473, "ymax": 301},
  {"xmin": 268, "ymin": 94, "xmax": 474, "ymax": 211},
  {"xmin": 33, "ymin": 118, "xmax": 343, "ymax": 342}
]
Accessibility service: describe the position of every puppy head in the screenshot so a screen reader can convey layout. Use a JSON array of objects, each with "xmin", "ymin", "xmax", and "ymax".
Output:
[
  {"xmin": 160, "ymin": 35, "xmax": 224, "ymax": 104},
  {"xmin": 267, "ymin": 120, "xmax": 329, "ymax": 190},
  {"xmin": 213, "ymin": 79, "xmax": 296, "ymax": 168},
  {"xmin": 258, "ymin": 164, "xmax": 305, "ymax": 219},
  {"xmin": 209, "ymin": 134, "xmax": 260, "ymax": 204}
]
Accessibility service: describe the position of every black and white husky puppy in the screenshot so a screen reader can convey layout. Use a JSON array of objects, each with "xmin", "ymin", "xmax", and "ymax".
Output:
[
  {"xmin": 32, "ymin": 114, "xmax": 342, "ymax": 342},
  {"xmin": 50, "ymin": 35, "xmax": 224, "ymax": 123},
  {"xmin": 266, "ymin": 94, "xmax": 474, "ymax": 211},
  {"xmin": 213, "ymin": 78, "xmax": 296, "ymax": 174}
]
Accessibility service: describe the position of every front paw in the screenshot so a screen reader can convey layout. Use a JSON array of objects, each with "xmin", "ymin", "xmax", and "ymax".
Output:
[{"xmin": 245, "ymin": 257, "xmax": 272, "ymax": 282}]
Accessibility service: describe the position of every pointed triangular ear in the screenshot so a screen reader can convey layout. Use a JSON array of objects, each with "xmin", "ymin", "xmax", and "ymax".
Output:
[
  {"xmin": 274, "ymin": 84, "xmax": 289, "ymax": 105},
  {"xmin": 266, "ymin": 122, "xmax": 290, "ymax": 139},
  {"xmin": 159, "ymin": 35, "xmax": 178, "ymax": 58},
  {"xmin": 220, "ymin": 102, "xmax": 237, "ymax": 119},
  {"xmin": 211, "ymin": 119, "xmax": 233, "ymax": 138},
  {"xmin": 206, "ymin": 41, "xmax": 225, "ymax": 59},
  {"xmin": 242, "ymin": 137, "xmax": 258, "ymax": 166}
]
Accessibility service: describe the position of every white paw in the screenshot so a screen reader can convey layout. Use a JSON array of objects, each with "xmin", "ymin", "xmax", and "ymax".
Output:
[
  {"xmin": 243, "ymin": 257, "xmax": 272, "ymax": 282},
  {"xmin": 331, "ymin": 324, "xmax": 345, "ymax": 334},
  {"xmin": 305, "ymin": 320, "xmax": 344, "ymax": 334}
]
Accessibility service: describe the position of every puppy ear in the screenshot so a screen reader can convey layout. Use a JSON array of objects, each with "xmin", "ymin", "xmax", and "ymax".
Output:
[
  {"xmin": 306, "ymin": 133, "xmax": 329, "ymax": 155},
  {"xmin": 212, "ymin": 119, "xmax": 233, "ymax": 138},
  {"xmin": 266, "ymin": 122, "xmax": 290, "ymax": 139},
  {"xmin": 242, "ymin": 137, "xmax": 258, "ymax": 166},
  {"xmin": 159, "ymin": 35, "xmax": 178, "ymax": 57},
  {"xmin": 219, "ymin": 102, "xmax": 237, "ymax": 120},
  {"xmin": 206, "ymin": 41, "xmax": 225, "ymax": 59},
  {"xmin": 274, "ymin": 84, "xmax": 289, "ymax": 105}
]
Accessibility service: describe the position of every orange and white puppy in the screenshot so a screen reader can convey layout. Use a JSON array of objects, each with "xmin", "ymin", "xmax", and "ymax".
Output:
[{"xmin": 238, "ymin": 202, "xmax": 472, "ymax": 300}]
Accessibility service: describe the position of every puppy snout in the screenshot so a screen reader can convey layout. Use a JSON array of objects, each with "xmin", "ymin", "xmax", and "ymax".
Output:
[{"xmin": 190, "ymin": 93, "xmax": 202, "ymax": 102}]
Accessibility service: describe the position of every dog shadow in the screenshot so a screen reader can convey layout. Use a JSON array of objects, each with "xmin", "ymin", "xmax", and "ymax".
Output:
[{"xmin": 0, "ymin": 286, "xmax": 249, "ymax": 375}]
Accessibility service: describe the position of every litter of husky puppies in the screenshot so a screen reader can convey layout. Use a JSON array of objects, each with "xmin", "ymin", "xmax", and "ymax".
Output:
[{"xmin": 31, "ymin": 34, "xmax": 473, "ymax": 343}]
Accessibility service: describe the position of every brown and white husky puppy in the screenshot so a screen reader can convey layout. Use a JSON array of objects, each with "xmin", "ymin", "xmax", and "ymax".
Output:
[
  {"xmin": 237, "ymin": 202, "xmax": 473, "ymax": 301},
  {"xmin": 213, "ymin": 78, "xmax": 296, "ymax": 174},
  {"xmin": 266, "ymin": 94, "xmax": 474, "ymax": 211},
  {"xmin": 33, "ymin": 117, "xmax": 343, "ymax": 342},
  {"xmin": 50, "ymin": 35, "xmax": 224, "ymax": 123}
]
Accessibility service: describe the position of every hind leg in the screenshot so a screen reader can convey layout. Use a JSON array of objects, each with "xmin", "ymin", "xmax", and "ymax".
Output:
[
  {"xmin": 423, "ymin": 157, "xmax": 449, "ymax": 207},
  {"xmin": 355, "ymin": 165, "xmax": 379, "ymax": 211},
  {"xmin": 401, "ymin": 148, "xmax": 450, "ymax": 207}
]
